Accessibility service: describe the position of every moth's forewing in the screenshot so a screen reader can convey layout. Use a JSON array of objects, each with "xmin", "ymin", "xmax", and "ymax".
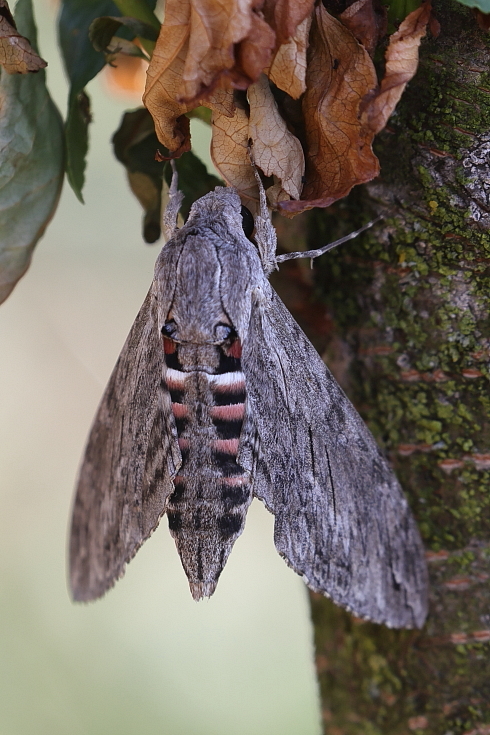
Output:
[
  {"xmin": 70, "ymin": 289, "xmax": 179, "ymax": 601},
  {"xmin": 237, "ymin": 277, "xmax": 428, "ymax": 629}
]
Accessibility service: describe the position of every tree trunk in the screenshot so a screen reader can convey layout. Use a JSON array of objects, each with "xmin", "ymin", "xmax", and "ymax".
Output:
[{"xmin": 275, "ymin": 2, "xmax": 490, "ymax": 732}]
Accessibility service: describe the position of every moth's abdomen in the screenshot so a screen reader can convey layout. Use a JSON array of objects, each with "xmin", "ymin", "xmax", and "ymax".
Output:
[{"xmin": 163, "ymin": 336, "xmax": 251, "ymax": 600}]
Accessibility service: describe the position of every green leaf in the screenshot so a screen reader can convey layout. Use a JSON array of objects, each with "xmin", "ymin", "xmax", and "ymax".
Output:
[
  {"xmin": 65, "ymin": 91, "xmax": 91, "ymax": 202},
  {"xmin": 168, "ymin": 152, "xmax": 222, "ymax": 221},
  {"xmin": 58, "ymin": 0, "xmax": 118, "ymax": 200},
  {"xmin": 0, "ymin": 0, "xmax": 64, "ymax": 304},
  {"xmin": 383, "ymin": 0, "xmax": 421, "ymax": 26},
  {"xmin": 58, "ymin": 0, "xmax": 120, "ymax": 98},
  {"xmin": 58, "ymin": 0, "xmax": 159, "ymax": 200},
  {"xmin": 187, "ymin": 106, "xmax": 212, "ymax": 126},
  {"xmin": 113, "ymin": 107, "xmax": 163, "ymax": 243},
  {"xmin": 101, "ymin": 37, "xmax": 150, "ymax": 59},
  {"xmin": 58, "ymin": 0, "xmax": 158, "ymax": 93},
  {"xmin": 454, "ymin": 0, "xmax": 490, "ymax": 11},
  {"xmin": 111, "ymin": 0, "xmax": 161, "ymax": 30},
  {"xmin": 89, "ymin": 16, "xmax": 158, "ymax": 57},
  {"xmin": 112, "ymin": 108, "xmax": 221, "ymax": 243}
]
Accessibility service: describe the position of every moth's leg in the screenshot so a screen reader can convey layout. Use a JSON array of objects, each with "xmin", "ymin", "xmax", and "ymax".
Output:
[
  {"xmin": 163, "ymin": 160, "xmax": 184, "ymax": 241},
  {"xmin": 248, "ymin": 148, "xmax": 277, "ymax": 276}
]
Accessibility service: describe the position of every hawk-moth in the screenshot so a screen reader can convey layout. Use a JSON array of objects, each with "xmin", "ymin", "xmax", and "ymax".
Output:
[{"xmin": 70, "ymin": 173, "xmax": 428, "ymax": 629}]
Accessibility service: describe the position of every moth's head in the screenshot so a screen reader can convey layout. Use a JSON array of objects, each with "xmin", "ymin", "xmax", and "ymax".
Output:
[
  {"xmin": 182, "ymin": 185, "xmax": 276, "ymax": 278},
  {"xmin": 183, "ymin": 187, "xmax": 255, "ymax": 244},
  {"xmin": 186, "ymin": 186, "xmax": 242, "ymax": 227}
]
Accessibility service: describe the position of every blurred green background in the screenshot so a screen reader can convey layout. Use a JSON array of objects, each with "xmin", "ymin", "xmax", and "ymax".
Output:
[{"xmin": 0, "ymin": 2, "xmax": 320, "ymax": 733}]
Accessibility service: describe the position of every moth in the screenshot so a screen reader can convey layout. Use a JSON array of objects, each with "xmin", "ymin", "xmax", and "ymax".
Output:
[{"xmin": 70, "ymin": 170, "xmax": 428, "ymax": 629}]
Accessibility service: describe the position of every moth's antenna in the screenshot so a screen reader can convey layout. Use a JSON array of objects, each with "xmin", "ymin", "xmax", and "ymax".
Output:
[
  {"xmin": 163, "ymin": 159, "xmax": 184, "ymax": 242},
  {"xmin": 276, "ymin": 217, "xmax": 382, "ymax": 264}
]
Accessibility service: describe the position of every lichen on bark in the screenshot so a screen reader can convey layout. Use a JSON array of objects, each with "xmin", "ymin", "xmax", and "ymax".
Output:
[{"xmin": 275, "ymin": 2, "xmax": 490, "ymax": 732}]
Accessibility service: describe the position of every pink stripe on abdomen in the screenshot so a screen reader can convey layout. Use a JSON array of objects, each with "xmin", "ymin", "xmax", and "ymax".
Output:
[
  {"xmin": 220, "ymin": 475, "xmax": 249, "ymax": 486},
  {"xmin": 172, "ymin": 403, "xmax": 188, "ymax": 419},
  {"xmin": 213, "ymin": 439, "xmax": 239, "ymax": 454},
  {"xmin": 209, "ymin": 404, "xmax": 245, "ymax": 421}
]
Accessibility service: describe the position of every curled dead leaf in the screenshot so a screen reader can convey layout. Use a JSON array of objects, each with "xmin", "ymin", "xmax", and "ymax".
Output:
[
  {"xmin": 144, "ymin": 44, "xmax": 237, "ymax": 155},
  {"xmin": 211, "ymin": 102, "xmax": 259, "ymax": 202},
  {"xmin": 143, "ymin": 0, "xmax": 240, "ymax": 154},
  {"xmin": 339, "ymin": 0, "xmax": 387, "ymax": 57},
  {"xmin": 182, "ymin": 0, "xmax": 256, "ymax": 100},
  {"xmin": 145, "ymin": 0, "xmax": 317, "ymax": 152},
  {"xmin": 0, "ymin": 0, "xmax": 46, "ymax": 73},
  {"xmin": 263, "ymin": 0, "xmax": 314, "ymax": 46},
  {"xmin": 281, "ymin": 5, "xmax": 379, "ymax": 213},
  {"xmin": 144, "ymin": 0, "xmax": 431, "ymax": 219},
  {"xmin": 144, "ymin": 0, "xmax": 312, "ymax": 201},
  {"xmin": 248, "ymin": 74, "xmax": 304, "ymax": 201},
  {"xmin": 267, "ymin": 14, "xmax": 311, "ymax": 99},
  {"xmin": 473, "ymin": 9, "xmax": 490, "ymax": 32},
  {"xmin": 233, "ymin": 6, "xmax": 276, "ymax": 89},
  {"xmin": 362, "ymin": 1, "xmax": 431, "ymax": 136},
  {"xmin": 145, "ymin": 0, "xmax": 276, "ymax": 112},
  {"xmin": 143, "ymin": 1, "xmax": 193, "ymax": 154},
  {"xmin": 210, "ymin": 75, "xmax": 305, "ymax": 208}
]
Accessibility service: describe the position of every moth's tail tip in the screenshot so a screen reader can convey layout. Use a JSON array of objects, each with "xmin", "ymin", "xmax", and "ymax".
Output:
[
  {"xmin": 69, "ymin": 584, "xmax": 102, "ymax": 603},
  {"xmin": 189, "ymin": 580, "xmax": 218, "ymax": 601}
]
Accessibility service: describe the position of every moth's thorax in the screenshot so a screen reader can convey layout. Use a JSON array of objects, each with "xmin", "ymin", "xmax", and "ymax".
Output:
[
  {"xmin": 156, "ymin": 233, "xmax": 229, "ymax": 338},
  {"xmin": 163, "ymin": 333, "xmax": 251, "ymax": 599}
]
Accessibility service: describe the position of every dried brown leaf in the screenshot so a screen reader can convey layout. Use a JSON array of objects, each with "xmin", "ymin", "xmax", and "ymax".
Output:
[
  {"xmin": 233, "ymin": 7, "xmax": 276, "ymax": 86},
  {"xmin": 210, "ymin": 103, "xmax": 259, "ymax": 202},
  {"xmin": 263, "ymin": 0, "xmax": 314, "ymax": 46},
  {"xmin": 204, "ymin": 87, "xmax": 236, "ymax": 117},
  {"xmin": 266, "ymin": 180, "xmax": 291, "ymax": 207},
  {"xmin": 144, "ymin": 0, "xmax": 278, "ymax": 152},
  {"xmin": 281, "ymin": 6, "xmax": 378, "ymax": 213},
  {"xmin": 210, "ymin": 74, "xmax": 305, "ymax": 208},
  {"xmin": 143, "ymin": 44, "xmax": 193, "ymax": 154},
  {"xmin": 248, "ymin": 74, "xmax": 304, "ymax": 201},
  {"xmin": 267, "ymin": 14, "xmax": 311, "ymax": 99},
  {"xmin": 143, "ymin": 1, "xmax": 237, "ymax": 155},
  {"xmin": 429, "ymin": 10, "xmax": 440, "ymax": 38},
  {"xmin": 362, "ymin": 1, "xmax": 431, "ymax": 136},
  {"xmin": 0, "ymin": 0, "xmax": 46, "ymax": 73},
  {"xmin": 473, "ymin": 9, "xmax": 490, "ymax": 32},
  {"xmin": 182, "ymin": 0, "xmax": 255, "ymax": 100},
  {"xmin": 339, "ymin": 0, "xmax": 387, "ymax": 57},
  {"xmin": 146, "ymin": 0, "xmax": 276, "ymax": 111},
  {"xmin": 143, "ymin": 1, "xmax": 193, "ymax": 152}
]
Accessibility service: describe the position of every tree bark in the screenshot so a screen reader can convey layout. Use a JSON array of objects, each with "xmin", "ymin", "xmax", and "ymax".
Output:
[{"xmin": 275, "ymin": 2, "xmax": 490, "ymax": 732}]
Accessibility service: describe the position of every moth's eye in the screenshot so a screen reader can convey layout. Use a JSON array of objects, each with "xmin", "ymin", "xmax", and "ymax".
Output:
[
  {"xmin": 240, "ymin": 205, "xmax": 254, "ymax": 239},
  {"xmin": 215, "ymin": 323, "xmax": 236, "ymax": 342},
  {"xmin": 161, "ymin": 320, "xmax": 177, "ymax": 338}
]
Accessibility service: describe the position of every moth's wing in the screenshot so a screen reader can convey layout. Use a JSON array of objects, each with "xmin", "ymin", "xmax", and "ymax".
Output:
[
  {"xmin": 240, "ymin": 287, "xmax": 428, "ymax": 628},
  {"xmin": 69, "ymin": 288, "xmax": 180, "ymax": 601}
]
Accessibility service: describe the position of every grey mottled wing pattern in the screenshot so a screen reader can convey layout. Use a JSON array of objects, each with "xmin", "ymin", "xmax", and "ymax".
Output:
[
  {"xmin": 70, "ymin": 288, "xmax": 180, "ymax": 601},
  {"xmin": 241, "ymin": 286, "xmax": 428, "ymax": 628}
]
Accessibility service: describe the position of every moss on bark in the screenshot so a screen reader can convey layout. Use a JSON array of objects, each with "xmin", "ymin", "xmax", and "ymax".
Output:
[{"xmin": 276, "ymin": 2, "xmax": 490, "ymax": 732}]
